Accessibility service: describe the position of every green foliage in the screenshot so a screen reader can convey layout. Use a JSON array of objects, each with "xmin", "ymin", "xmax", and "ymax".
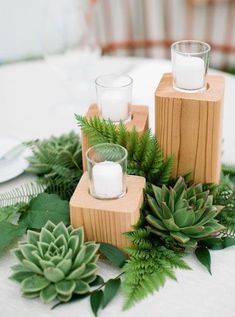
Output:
[
  {"xmin": 0, "ymin": 193, "xmax": 69, "ymax": 257},
  {"xmin": 10, "ymin": 221, "xmax": 100, "ymax": 303},
  {"xmin": 76, "ymin": 115, "xmax": 173, "ymax": 185},
  {"xmin": 195, "ymin": 246, "xmax": 211, "ymax": 274},
  {"xmin": 145, "ymin": 177, "xmax": 224, "ymax": 249},
  {"xmin": 0, "ymin": 221, "xmax": 26, "ymax": 254},
  {"xmin": 26, "ymin": 132, "xmax": 83, "ymax": 200},
  {"xmin": 122, "ymin": 228, "xmax": 190, "ymax": 309},
  {"xmin": 99, "ymin": 243, "xmax": 128, "ymax": 268},
  {"xmin": 212, "ymin": 173, "xmax": 235, "ymax": 237},
  {"xmin": 199, "ymin": 236, "xmax": 235, "ymax": 250},
  {"xmin": 20, "ymin": 193, "xmax": 70, "ymax": 229},
  {"xmin": 0, "ymin": 183, "xmax": 45, "ymax": 208}
]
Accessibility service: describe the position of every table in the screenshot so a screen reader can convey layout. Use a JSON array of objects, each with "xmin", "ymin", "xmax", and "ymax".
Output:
[{"xmin": 0, "ymin": 56, "xmax": 235, "ymax": 317}]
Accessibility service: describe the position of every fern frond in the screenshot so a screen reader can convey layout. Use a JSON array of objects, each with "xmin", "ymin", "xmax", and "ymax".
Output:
[
  {"xmin": 0, "ymin": 183, "xmax": 45, "ymax": 208},
  {"xmin": 122, "ymin": 228, "xmax": 190, "ymax": 309},
  {"xmin": 76, "ymin": 115, "xmax": 173, "ymax": 185}
]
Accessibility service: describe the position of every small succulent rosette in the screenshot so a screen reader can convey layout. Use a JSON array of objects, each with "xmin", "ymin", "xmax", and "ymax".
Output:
[
  {"xmin": 10, "ymin": 221, "xmax": 99, "ymax": 303},
  {"xmin": 146, "ymin": 177, "xmax": 225, "ymax": 249}
]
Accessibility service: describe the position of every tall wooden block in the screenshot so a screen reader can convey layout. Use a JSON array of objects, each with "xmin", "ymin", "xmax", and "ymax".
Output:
[
  {"xmin": 155, "ymin": 73, "xmax": 224, "ymax": 184},
  {"xmin": 81, "ymin": 104, "xmax": 149, "ymax": 171},
  {"xmin": 70, "ymin": 172, "xmax": 146, "ymax": 249}
]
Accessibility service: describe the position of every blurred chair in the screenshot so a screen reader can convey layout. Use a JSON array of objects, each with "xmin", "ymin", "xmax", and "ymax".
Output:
[{"xmin": 95, "ymin": 0, "xmax": 235, "ymax": 70}]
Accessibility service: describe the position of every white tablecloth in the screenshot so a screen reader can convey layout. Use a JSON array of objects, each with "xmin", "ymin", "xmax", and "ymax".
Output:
[{"xmin": 0, "ymin": 56, "xmax": 235, "ymax": 317}]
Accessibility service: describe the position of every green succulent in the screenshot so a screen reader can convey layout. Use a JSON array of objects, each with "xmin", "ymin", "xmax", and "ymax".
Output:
[
  {"xmin": 10, "ymin": 221, "xmax": 99, "ymax": 303},
  {"xmin": 146, "ymin": 177, "xmax": 225, "ymax": 249}
]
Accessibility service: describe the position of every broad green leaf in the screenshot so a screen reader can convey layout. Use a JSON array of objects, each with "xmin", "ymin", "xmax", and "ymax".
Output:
[
  {"xmin": 195, "ymin": 246, "xmax": 211, "ymax": 274},
  {"xmin": 90, "ymin": 290, "xmax": 103, "ymax": 317},
  {"xmin": 223, "ymin": 237, "xmax": 235, "ymax": 248},
  {"xmin": 20, "ymin": 193, "xmax": 69, "ymax": 230},
  {"xmin": 99, "ymin": 243, "xmax": 128, "ymax": 268},
  {"xmin": 21, "ymin": 275, "xmax": 50, "ymax": 293},
  {"xmin": 200, "ymin": 237, "xmax": 235, "ymax": 250},
  {"xmin": 0, "ymin": 221, "xmax": 26, "ymax": 254},
  {"xmin": 199, "ymin": 238, "xmax": 224, "ymax": 250},
  {"xmin": 102, "ymin": 278, "xmax": 121, "ymax": 309},
  {"xmin": 90, "ymin": 275, "xmax": 104, "ymax": 287}
]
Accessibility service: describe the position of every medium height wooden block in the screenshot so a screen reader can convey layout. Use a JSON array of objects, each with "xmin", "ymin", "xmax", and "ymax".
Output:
[
  {"xmin": 81, "ymin": 104, "xmax": 149, "ymax": 171},
  {"xmin": 70, "ymin": 172, "xmax": 146, "ymax": 249},
  {"xmin": 155, "ymin": 73, "xmax": 224, "ymax": 184}
]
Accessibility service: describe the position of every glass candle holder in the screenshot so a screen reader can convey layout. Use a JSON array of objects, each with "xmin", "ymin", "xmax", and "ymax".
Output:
[
  {"xmin": 95, "ymin": 74, "xmax": 133, "ymax": 123},
  {"xmin": 86, "ymin": 143, "xmax": 128, "ymax": 199},
  {"xmin": 171, "ymin": 40, "xmax": 211, "ymax": 93}
]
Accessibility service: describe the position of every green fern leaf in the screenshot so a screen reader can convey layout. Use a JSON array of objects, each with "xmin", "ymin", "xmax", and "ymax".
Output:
[{"xmin": 76, "ymin": 116, "xmax": 173, "ymax": 185}]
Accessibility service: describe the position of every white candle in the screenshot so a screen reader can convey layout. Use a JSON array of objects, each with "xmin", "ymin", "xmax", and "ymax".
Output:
[
  {"xmin": 100, "ymin": 90, "xmax": 129, "ymax": 122},
  {"xmin": 92, "ymin": 161, "xmax": 123, "ymax": 198},
  {"xmin": 174, "ymin": 56, "xmax": 205, "ymax": 90}
]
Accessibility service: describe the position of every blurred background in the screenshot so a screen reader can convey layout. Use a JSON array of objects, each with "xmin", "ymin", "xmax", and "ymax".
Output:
[{"xmin": 0, "ymin": 0, "xmax": 235, "ymax": 72}]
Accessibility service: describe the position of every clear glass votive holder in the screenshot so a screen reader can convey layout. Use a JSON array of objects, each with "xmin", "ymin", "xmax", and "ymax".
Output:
[
  {"xmin": 95, "ymin": 74, "xmax": 133, "ymax": 123},
  {"xmin": 171, "ymin": 40, "xmax": 211, "ymax": 93},
  {"xmin": 86, "ymin": 143, "xmax": 128, "ymax": 199}
]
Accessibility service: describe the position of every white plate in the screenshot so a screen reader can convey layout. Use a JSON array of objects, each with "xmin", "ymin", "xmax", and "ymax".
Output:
[{"xmin": 0, "ymin": 137, "xmax": 30, "ymax": 183}]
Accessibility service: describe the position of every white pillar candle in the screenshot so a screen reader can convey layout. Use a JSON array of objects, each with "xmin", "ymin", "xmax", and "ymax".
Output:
[
  {"xmin": 92, "ymin": 161, "xmax": 123, "ymax": 198},
  {"xmin": 100, "ymin": 90, "xmax": 129, "ymax": 122},
  {"xmin": 174, "ymin": 56, "xmax": 205, "ymax": 90}
]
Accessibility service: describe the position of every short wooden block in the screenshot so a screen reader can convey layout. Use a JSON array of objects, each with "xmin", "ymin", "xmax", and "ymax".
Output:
[
  {"xmin": 81, "ymin": 104, "xmax": 149, "ymax": 171},
  {"xmin": 70, "ymin": 172, "xmax": 146, "ymax": 249},
  {"xmin": 155, "ymin": 73, "xmax": 224, "ymax": 184}
]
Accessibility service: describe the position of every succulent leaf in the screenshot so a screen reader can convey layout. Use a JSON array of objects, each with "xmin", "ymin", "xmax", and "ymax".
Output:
[
  {"xmin": 21, "ymin": 275, "xmax": 50, "ymax": 293},
  {"xmin": 40, "ymin": 284, "xmax": 57, "ymax": 303},
  {"xmin": 146, "ymin": 178, "xmax": 225, "ymax": 249},
  {"xmin": 11, "ymin": 221, "xmax": 99, "ymax": 303}
]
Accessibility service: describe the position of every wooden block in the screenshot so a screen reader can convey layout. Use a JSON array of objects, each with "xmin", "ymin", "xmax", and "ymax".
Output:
[
  {"xmin": 81, "ymin": 104, "xmax": 149, "ymax": 171},
  {"xmin": 70, "ymin": 172, "xmax": 146, "ymax": 249},
  {"xmin": 155, "ymin": 73, "xmax": 224, "ymax": 184}
]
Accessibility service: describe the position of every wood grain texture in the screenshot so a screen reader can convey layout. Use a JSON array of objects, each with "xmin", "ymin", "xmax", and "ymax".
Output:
[
  {"xmin": 81, "ymin": 104, "xmax": 149, "ymax": 171},
  {"xmin": 70, "ymin": 172, "xmax": 146, "ymax": 249},
  {"xmin": 155, "ymin": 73, "xmax": 224, "ymax": 184}
]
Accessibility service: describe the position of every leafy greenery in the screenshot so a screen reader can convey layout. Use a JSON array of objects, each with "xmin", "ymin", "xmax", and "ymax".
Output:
[
  {"xmin": 0, "ymin": 183, "xmax": 45, "ymax": 208},
  {"xmin": 0, "ymin": 221, "xmax": 26, "ymax": 254},
  {"xmin": 99, "ymin": 242, "xmax": 128, "ymax": 268},
  {"xmin": 199, "ymin": 236, "xmax": 235, "ymax": 250},
  {"xmin": 26, "ymin": 132, "xmax": 83, "ymax": 200},
  {"xmin": 10, "ymin": 221, "xmax": 100, "ymax": 303},
  {"xmin": 122, "ymin": 228, "xmax": 190, "ymax": 309},
  {"xmin": 76, "ymin": 115, "xmax": 173, "ymax": 185},
  {"xmin": 195, "ymin": 246, "xmax": 211, "ymax": 274},
  {"xmin": 52, "ymin": 243, "xmax": 125, "ymax": 316},
  {"xmin": 0, "ymin": 193, "xmax": 69, "ymax": 254},
  {"xmin": 20, "ymin": 193, "xmax": 70, "ymax": 229},
  {"xmin": 212, "ymin": 173, "xmax": 235, "ymax": 237},
  {"xmin": 145, "ymin": 177, "xmax": 224, "ymax": 249}
]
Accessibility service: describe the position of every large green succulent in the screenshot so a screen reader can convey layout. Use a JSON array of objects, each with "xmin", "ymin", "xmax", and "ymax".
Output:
[
  {"xmin": 10, "ymin": 221, "xmax": 99, "ymax": 303},
  {"xmin": 146, "ymin": 177, "xmax": 225, "ymax": 249}
]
